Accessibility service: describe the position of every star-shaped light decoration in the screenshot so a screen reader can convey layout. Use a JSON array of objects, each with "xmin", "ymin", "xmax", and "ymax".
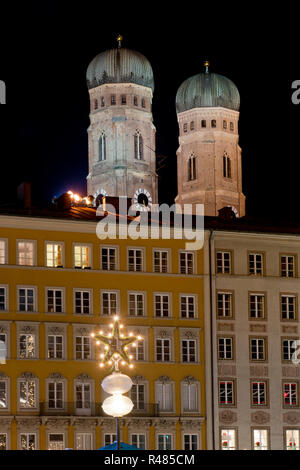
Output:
[{"xmin": 91, "ymin": 315, "xmax": 142, "ymax": 372}]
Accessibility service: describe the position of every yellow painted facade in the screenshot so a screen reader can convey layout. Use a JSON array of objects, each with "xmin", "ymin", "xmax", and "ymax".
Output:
[{"xmin": 0, "ymin": 214, "xmax": 205, "ymax": 450}]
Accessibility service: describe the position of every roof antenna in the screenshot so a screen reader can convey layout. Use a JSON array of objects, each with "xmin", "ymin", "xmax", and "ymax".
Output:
[
  {"xmin": 204, "ymin": 60, "xmax": 210, "ymax": 74},
  {"xmin": 117, "ymin": 34, "xmax": 123, "ymax": 49}
]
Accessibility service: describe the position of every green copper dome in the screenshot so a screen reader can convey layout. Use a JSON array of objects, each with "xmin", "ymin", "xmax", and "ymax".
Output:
[
  {"xmin": 86, "ymin": 48, "xmax": 154, "ymax": 91},
  {"xmin": 176, "ymin": 72, "xmax": 240, "ymax": 113}
]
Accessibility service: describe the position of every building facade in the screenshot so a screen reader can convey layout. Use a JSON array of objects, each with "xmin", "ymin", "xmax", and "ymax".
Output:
[{"xmin": 0, "ymin": 212, "xmax": 206, "ymax": 450}]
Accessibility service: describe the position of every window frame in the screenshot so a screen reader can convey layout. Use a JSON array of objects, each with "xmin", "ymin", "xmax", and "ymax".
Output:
[
  {"xmin": 248, "ymin": 292, "xmax": 267, "ymax": 321},
  {"xmin": 249, "ymin": 336, "xmax": 267, "ymax": 362},
  {"xmin": 101, "ymin": 289, "xmax": 120, "ymax": 316},
  {"xmin": 248, "ymin": 251, "xmax": 265, "ymax": 276},
  {"xmin": 280, "ymin": 293, "xmax": 298, "ymax": 322},
  {"xmin": 73, "ymin": 288, "xmax": 93, "ymax": 316},
  {"xmin": 45, "ymin": 287, "xmax": 65, "ymax": 314},
  {"xmin": 16, "ymin": 239, "xmax": 37, "ymax": 266},
  {"xmin": 72, "ymin": 243, "xmax": 93, "ymax": 269},
  {"xmin": 0, "ymin": 239, "xmax": 8, "ymax": 265},
  {"xmin": 216, "ymin": 290, "xmax": 234, "ymax": 319},
  {"xmin": 100, "ymin": 245, "xmax": 119, "ymax": 271},
  {"xmin": 17, "ymin": 286, "xmax": 37, "ymax": 313},
  {"xmin": 280, "ymin": 253, "xmax": 297, "ymax": 278},
  {"xmin": 128, "ymin": 291, "xmax": 146, "ymax": 317},
  {"xmin": 44, "ymin": 241, "xmax": 65, "ymax": 268},
  {"xmin": 154, "ymin": 292, "xmax": 172, "ymax": 318},
  {"xmin": 127, "ymin": 247, "xmax": 145, "ymax": 272},
  {"xmin": 216, "ymin": 249, "xmax": 233, "ymax": 275}
]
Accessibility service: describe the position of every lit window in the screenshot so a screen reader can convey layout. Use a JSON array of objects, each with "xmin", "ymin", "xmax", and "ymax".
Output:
[
  {"xmin": 285, "ymin": 430, "xmax": 300, "ymax": 450},
  {"xmin": 74, "ymin": 245, "xmax": 90, "ymax": 268},
  {"xmin": 0, "ymin": 240, "xmax": 6, "ymax": 264},
  {"xmin": 0, "ymin": 434, "xmax": 7, "ymax": 450},
  {"xmin": 19, "ymin": 334, "xmax": 35, "ymax": 359},
  {"xmin": 253, "ymin": 429, "xmax": 268, "ymax": 450},
  {"xmin": 46, "ymin": 243, "xmax": 63, "ymax": 267},
  {"xmin": 17, "ymin": 241, "xmax": 35, "ymax": 266},
  {"xmin": 48, "ymin": 433, "xmax": 64, "ymax": 450},
  {"xmin": 19, "ymin": 380, "xmax": 36, "ymax": 408},
  {"xmin": 0, "ymin": 381, "xmax": 7, "ymax": 408},
  {"xmin": 20, "ymin": 433, "xmax": 36, "ymax": 450},
  {"xmin": 134, "ymin": 132, "xmax": 144, "ymax": 160},
  {"xmin": 221, "ymin": 429, "xmax": 236, "ymax": 450}
]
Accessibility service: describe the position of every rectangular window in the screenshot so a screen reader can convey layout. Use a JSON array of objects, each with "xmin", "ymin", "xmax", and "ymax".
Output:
[
  {"xmin": 250, "ymin": 338, "xmax": 266, "ymax": 361},
  {"xmin": 153, "ymin": 250, "xmax": 169, "ymax": 273},
  {"xmin": 48, "ymin": 383, "xmax": 63, "ymax": 409},
  {"xmin": 156, "ymin": 338, "xmax": 170, "ymax": 362},
  {"xmin": 129, "ymin": 292, "xmax": 145, "ymax": 317},
  {"xmin": 284, "ymin": 383, "xmax": 298, "ymax": 406},
  {"xmin": 281, "ymin": 255, "xmax": 296, "ymax": 278},
  {"xmin": 48, "ymin": 335, "xmax": 63, "ymax": 359},
  {"xmin": 0, "ymin": 240, "xmax": 6, "ymax": 265},
  {"xmin": 47, "ymin": 289, "xmax": 63, "ymax": 313},
  {"xmin": 104, "ymin": 434, "xmax": 117, "ymax": 446},
  {"xmin": 46, "ymin": 243, "xmax": 63, "ymax": 267},
  {"xmin": 74, "ymin": 290, "xmax": 91, "ymax": 315},
  {"xmin": 0, "ymin": 381, "xmax": 7, "ymax": 408},
  {"xmin": 19, "ymin": 334, "xmax": 35, "ymax": 359},
  {"xmin": 18, "ymin": 288, "xmax": 35, "ymax": 312},
  {"xmin": 132, "ymin": 340, "xmax": 145, "ymax": 361},
  {"xmin": 155, "ymin": 294, "xmax": 170, "ymax": 317},
  {"xmin": 285, "ymin": 429, "xmax": 300, "ymax": 450},
  {"xmin": 181, "ymin": 339, "xmax": 196, "ymax": 362},
  {"xmin": 75, "ymin": 383, "xmax": 91, "ymax": 411},
  {"xmin": 217, "ymin": 292, "xmax": 233, "ymax": 318},
  {"xmin": 248, "ymin": 252, "xmax": 264, "ymax": 275},
  {"xmin": 180, "ymin": 295, "xmax": 196, "ymax": 318},
  {"xmin": 179, "ymin": 252, "xmax": 194, "ymax": 274},
  {"xmin": 111, "ymin": 95, "xmax": 116, "ymax": 105},
  {"xmin": 282, "ymin": 339, "xmax": 297, "ymax": 361},
  {"xmin": 102, "ymin": 291, "xmax": 118, "ymax": 316},
  {"xmin": 221, "ymin": 429, "xmax": 236, "ymax": 450},
  {"xmin": 158, "ymin": 434, "xmax": 172, "ymax": 450},
  {"xmin": 0, "ymin": 287, "xmax": 7, "ymax": 311},
  {"xmin": 219, "ymin": 381, "xmax": 234, "ymax": 405},
  {"xmin": 128, "ymin": 249, "xmax": 143, "ymax": 272},
  {"xmin": 20, "ymin": 433, "xmax": 36, "ymax": 450},
  {"xmin": 184, "ymin": 434, "xmax": 198, "ymax": 450},
  {"xmin": 131, "ymin": 434, "xmax": 145, "ymax": 450},
  {"xmin": 75, "ymin": 336, "xmax": 91, "ymax": 360},
  {"xmin": 76, "ymin": 433, "xmax": 92, "ymax": 450},
  {"xmin": 188, "ymin": 156, "xmax": 196, "ymax": 181},
  {"xmin": 48, "ymin": 433, "xmax": 64, "ymax": 450},
  {"xmin": 251, "ymin": 381, "xmax": 267, "ymax": 406},
  {"xmin": 182, "ymin": 382, "xmax": 198, "ymax": 412},
  {"xmin": 216, "ymin": 251, "xmax": 232, "ymax": 274},
  {"xmin": 218, "ymin": 337, "xmax": 233, "ymax": 360},
  {"xmin": 17, "ymin": 241, "xmax": 35, "ymax": 266},
  {"xmin": 253, "ymin": 429, "xmax": 268, "ymax": 450},
  {"xmin": 249, "ymin": 294, "xmax": 265, "ymax": 319},
  {"xmin": 101, "ymin": 247, "xmax": 116, "ymax": 271},
  {"xmin": 281, "ymin": 295, "xmax": 297, "ymax": 320},
  {"xmin": 121, "ymin": 95, "xmax": 126, "ymax": 105},
  {"xmin": 131, "ymin": 384, "xmax": 145, "ymax": 411},
  {"xmin": 0, "ymin": 434, "xmax": 7, "ymax": 450},
  {"xmin": 74, "ymin": 245, "xmax": 90, "ymax": 268},
  {"xmin": 19, "ymin": 380, "xmax": 36, "ymax": 408}
]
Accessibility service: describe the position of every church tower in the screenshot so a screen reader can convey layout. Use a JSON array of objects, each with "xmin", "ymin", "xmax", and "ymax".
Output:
[
  {"xmin": 175, "ymin": 62, "xmax": 246, "ymax": 217},
  {"xmin": 86, "ymin": 37, "xmax": 158, "ymax": 210}
]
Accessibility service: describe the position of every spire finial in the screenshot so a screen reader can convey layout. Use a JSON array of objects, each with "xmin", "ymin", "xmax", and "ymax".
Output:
[
  {"xmin": 204, "ymin": 60, "xmax": 210, "ymax": 73},
  {"xmin": 117, "ymin": 34, "xmax": 123, "ymax": 48}
]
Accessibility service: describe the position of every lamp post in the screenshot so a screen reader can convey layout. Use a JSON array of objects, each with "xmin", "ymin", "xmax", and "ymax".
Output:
[{"xmin": 91, "ymin": 315, "xmax": 142, "ymax": 450}]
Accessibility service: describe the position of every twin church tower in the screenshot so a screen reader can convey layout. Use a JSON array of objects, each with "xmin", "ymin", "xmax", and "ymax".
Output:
[{"xmin": 86, "ymin": 38, "xmax": 245, "ymax": 217}]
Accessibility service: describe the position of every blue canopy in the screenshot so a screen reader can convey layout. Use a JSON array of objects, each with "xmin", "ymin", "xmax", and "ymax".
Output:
[{"xmin": 98, "ymin": 441, "xmax": 141, "ymax": 450}]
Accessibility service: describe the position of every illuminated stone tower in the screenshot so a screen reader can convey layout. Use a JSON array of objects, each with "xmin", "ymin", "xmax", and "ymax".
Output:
[
  {"xmin": 86, "ymin": 36, "xmax": 158, "ymax": 210},
  {"xmin": 175, "ymin": 62, "xmax": 246, "ymax": 217}
]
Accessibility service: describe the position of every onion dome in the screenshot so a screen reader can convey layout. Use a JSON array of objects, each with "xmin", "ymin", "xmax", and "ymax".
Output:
[
  {"xmin": 86, "ymin": 45, "xmax": 154, "ymax": 91},
  {"xmin": 176, "ymin": 64, "xmax": 240, "ymax": 113}
]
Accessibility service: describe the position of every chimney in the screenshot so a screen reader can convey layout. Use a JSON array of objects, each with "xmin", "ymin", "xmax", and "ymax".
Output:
[{"xmin": 17, "ymin": 182, "xmax": 31, "ymax": 209}]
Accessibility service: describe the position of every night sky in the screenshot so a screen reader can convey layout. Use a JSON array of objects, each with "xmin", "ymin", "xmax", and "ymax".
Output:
[{"xmin": 0, "ymin": 3, "xmax": 299, "ymax": 220}]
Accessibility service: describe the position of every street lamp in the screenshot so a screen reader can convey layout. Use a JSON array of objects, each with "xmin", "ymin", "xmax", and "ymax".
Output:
[{"xmin": 91, "ymin": 316, "xmax": 142, "ymax": 450}]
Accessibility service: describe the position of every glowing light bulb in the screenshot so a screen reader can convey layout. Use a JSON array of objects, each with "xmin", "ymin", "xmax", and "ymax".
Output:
[
  {"xmin": 91, "ymin": 333, "xmax": 95, "ymax": 337},
  {"xmin": 129, "ymin": 364, "xmax": 134, "ymax": 369},
  {"xmin": 132, "ymin": 343, "xmax": 136, "ymax": 347},
  {"xmin": 100, "ymin": 363, "xmax": 104, "ymax": 368},
  {"xmin": 100, "ymin": 353, "xmax": 104, "ymax": 358},
  {"xmin": 114, "ymin": 315, "xmax": 119, "ymax": 321},
  {"xmin": 120, "ymin": 334, "xmax": 124, "ymax": 338},
  {"xmin": 108, "ymin": 333, "xmax": 112, "ymax": 338},
  {"xmin": 129, "ymin": 333, "xmax": 133, "ymax": 337},
  {"xmin": 96, "ymin": 340, "xmax": 100, "ymax": 345},
  {"xmin": 114, "ymin": 353, "xmax": 119, "ymax": 358},
  {"xmin": 129, "ymin": 355, "xmax": 133, "ymax": 359},
  {"xmin": 121, "ymin": 361, "xmax": 126, "ymax": 365},
  {"xmin": 108, "ymin": 360, "xmax": 112, "ymax": 365},
  {"xmin": 99, "ymin": 330, "xmax": 103, "ymax": 335},
  {"xmin": 124, "ymin": 346, "xmax": 128, "ymax": 351},
  {"xmin": 137, "ymin": 335, "xmax": 142, "ymax": 340},
  {"xmin": 105, "ymin": 345, "xmax": 109, "ymax": 350},
  {"xmin": 120, "ymin": 324, "xmax": 123, "ymax": 328}
]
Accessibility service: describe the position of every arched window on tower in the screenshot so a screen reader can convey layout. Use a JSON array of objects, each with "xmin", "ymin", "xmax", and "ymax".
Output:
[
  {"xmin": 94, "ymin": 99, "xmax": 98, "ymax": 110},
  {"xmin": 188, "ymin": 154, "xmax": 197, "ymax": 181},
  {"xmin": 201, "ymin": 120, "xmax": 206, "ymax": 128},
  {"xmin": 134, "ymin": 131, "xmax": 144, "ymax": 160},
  {"xmin": 211, "ymin": 119, "xmax": 216, "ymax": 128},
  {"xmin": 98, "ymin": 132, "xmax": 106, "ymax": 162},
  {"xmin": 223, "ymin": 153, "xmax": 231, "ymax": 178}
]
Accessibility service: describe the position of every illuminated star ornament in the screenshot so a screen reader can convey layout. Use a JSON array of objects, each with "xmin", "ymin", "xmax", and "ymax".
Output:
[{"xmin": 91, "ymin": 315, "xmax": 142, "ymax": 372}]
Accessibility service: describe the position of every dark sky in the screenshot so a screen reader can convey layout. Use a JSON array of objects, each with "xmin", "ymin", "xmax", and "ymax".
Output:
[{"xmin": 0, "ymin": 3, "xmax": 300, "ymax": 220}]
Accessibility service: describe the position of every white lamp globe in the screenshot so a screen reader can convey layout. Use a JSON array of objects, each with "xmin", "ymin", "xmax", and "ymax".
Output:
[
  {"xmin": 101, "ymin": 372, "xmax": 133, "ymax": 394},
  {"xmin": 102, "ymin": 394, "xmax": 134, "ymax": 417}
]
